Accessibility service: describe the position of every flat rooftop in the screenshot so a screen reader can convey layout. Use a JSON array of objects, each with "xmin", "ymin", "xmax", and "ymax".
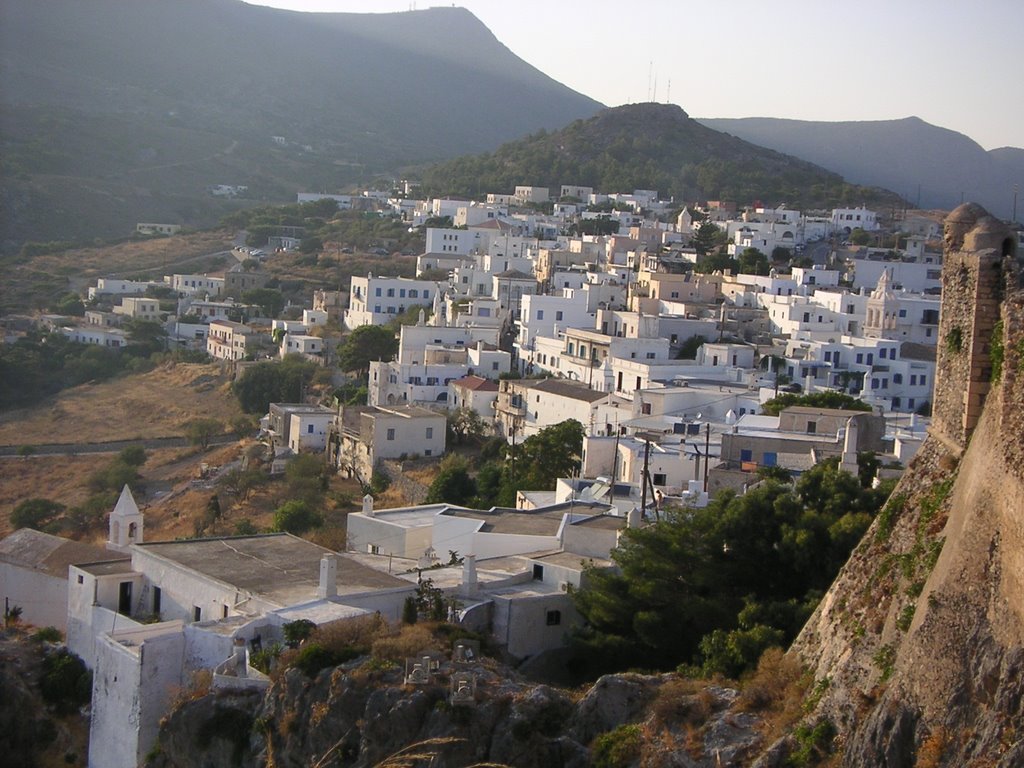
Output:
[{"xmin": 135, "ymin": 534, "xmax": 410, "ymax": 608}]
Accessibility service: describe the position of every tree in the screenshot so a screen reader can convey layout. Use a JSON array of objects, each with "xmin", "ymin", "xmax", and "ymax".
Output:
[
  {"xmin": 124, "ymin": 319, "xmax": 168, "ymax": 355},
  {"xmin": 691, "ymin": 221, "xmax": 721, "ymax": 257},
  {"xmin": 738, "ymin": 247, "xmax": 770, "ymax": 276},
  {"xmin": 272, "ymin": 500, "xmax": 323, "ymax": 535},
  {"xmin": 570, "ymin": 460, "xmax": 891, "ymax": 678},
  {"xmin": 54, "ymin": 292, "xmax": 85, "ymax": 317},
  {"xmin": 10, "ymin": 498, "xmax": 64, "ymax": 531},
  {"xmin": 232, "ymin": 356, "xmax": 318, "ymax": 413},
  {"xmin": 447, "ymin": 407, "xmax": 487, "ymax": 445},
  {"xmin": 336, "ymin": 325, "xmax": 398, "ymax": 378},
  {"xmin": 184, "ymin": 418, "xmax": 222, "ymax": 449},
  {"xmin": 676, "ymin": 334, "xmax": 707, "ymax": 360},
  {"xmin": 424, "ymin": 459, "xmax": 477, "ymax": 506},
  {"xmin": 40, "ymin": 649, "xmax": 92, "ymax": 715},
  {"xmin": 849, "ymin": 227, "xmax": 871, "ymax": 246},
  {"xmin": 118, "ymin": 445, "xmax": 148, "ymax": 467},
  {"xmin": 512, "ymin": 419, "xmax": 585, "ymax": 491},
  {"xmin": 242, "ymin": 288, "xmax": 286, "ymax": 319}
]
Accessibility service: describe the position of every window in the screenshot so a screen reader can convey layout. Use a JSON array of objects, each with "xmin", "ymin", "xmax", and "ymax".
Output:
[
  {"xmin": 222, "ymin": 605, "xmax": 229, "ymax": 619},
  {"xmin": 426, "ymin": 427, "xmax": 433, "ymax": 439},
  {"xmin": 807, "ymin": 421, "xmax": 817, "ymax": 434},
  {"xmin": 762, "ymin": 452, "xmax": 777, "ymax": 467},
  {"xmin": 386, "ymin": 288, "xmax": 395, "ymax": 297},
  {"xmin": 555, "ymin": 311, "xmax": 563, "ymax": 321},
  {"xmin": 423, "ymin": 291, "xmax": 430, "ymax": 299},
  {"xmin": 893, "ymin": 374, "xmax": 903, "ymax": 384},
  {"xmin": 409, "ymin": 289, "xmax": 418, "ymax": 298},
  {"xmin": 740, "ymin": 449, "xmax": 753, "ymax": 463},
  {"xmin": 533, "ymin": 564, "xmax": 544, "ymax": 580},
  {"xmin": 653, "ymin": 473, "xmax": 667, "ymax": 486},
  {"xmin": 871, "ymin": 379, "xmax": 879, "ymax": 389},
  {"xmin": 920, "ymin": 375, "xmax": 926, "ymax": 385},
  {"xmin": 899, "ymin": 309, "xmax": 907, "ymax": 318},
  {"xmin": 386, "ymin": 428, "xmax": 396, "ymax": 440},
  {"xmin": 375, "ymin": 288, "xmax": 381, "ymax": 297},
  {"xmin": 537, "ymin": 310, "xmax": 544, "ymax": 320},
  {"xmin": 856, "ymin": 353, "xmax": 864, "ymax": 364},
  {"xmin": 492, "ymin": 361, "xmax": 499, "ymax": 371},
  {"xmin": 641, "ymin": 402, "xmax": 652, "ymax": 415},
  {"xmin": 867, "ymin": 354, "xmax": 874, "ymax": 364},
  {"xmin": 193, "ymin": 606, "xmax": 202, "ymax": 622},
  {"xmin": 910, "ymin": 375, "xmax": 917, "ymax": 385},
  {"xmin": 153, "ymin": 587, "xmax": 161, "ymax": 614},
  {"xmin": 77, "ymin": 574, "xmax": 84, "ymax": 585},
  {"xmin": 546, "ymin": 610, "xmax": 561, "ymax": 626}
]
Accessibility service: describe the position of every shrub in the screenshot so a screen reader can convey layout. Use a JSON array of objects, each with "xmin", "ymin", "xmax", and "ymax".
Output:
[
  {"xmin": 283, "ymin": 619, "xmax": 316, "ymax": 648},
  {"xmin": 272, "ymin": 500, "xmax": 323, "ymax": 535},
  {"xmin": 736, "ymin": 647, "xmax": 806, "ymax": 712},
  {"xmin": 591, "ymin": 723, "xmax": 643, "ymax": 768},
  {"xmin": 787, "ymin": 718, "xmax": 836, "ymax": 767},
  {"xmin": 371, "ymin": 624, "xmax": 436, "ymax": 662},
  {"xmin": 290, "ymin": 642, "xmax": 360, "ymax": 678},
  {"xmin": 32, "ymin": 626, "xmax": 63, "ymax": 643},
  {"xmin": 651, "ymin": 677, "xmax": 712, "ymax": 727},
  {"xmin": 40, "ymin": 649, "xmax": 92, "ymax": 714}
]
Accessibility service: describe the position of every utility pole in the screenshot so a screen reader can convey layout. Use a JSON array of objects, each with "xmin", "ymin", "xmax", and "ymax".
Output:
[
  {"xmin": 639, "ymin": 437, "xmax": 651, "ymax": 518},
  {"xmin": 703, "ymin": 423, "xmax": 711, "ymax": 493},
  {"xmin": 609, "ymin": 426, "xmax": 620, "ymax": 506}
]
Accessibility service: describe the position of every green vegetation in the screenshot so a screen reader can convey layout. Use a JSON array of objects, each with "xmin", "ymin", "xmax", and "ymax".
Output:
[
  {"xmin": 760, "ymin": 391, "xmax": 872, "ymax": 416},
  {"xmin": 471, "ymin": 420, "xmax": 585, "ymax": 508},
  {"xmin": 946, "ymin": 327, "xmax": 963, "ymax": 354},
  {"xmin": 989, "ymin": 320, "xmax": 1004, "ymax": 382},
  {"xmin": 183, "ymin": 418, "xmax": 223, "ymax": 449},
  {"xmin": 591, "ymin": 723, "xmax": 643, "ymax": 768},
  {"xmin": 283, "ymin": 619, "xmax": 316, "ymax": 648},
  {"xmin": 420, "ymin": 104, "xmax": 903, "ymax": 210},
  {"xmin": 424, "ymin": 457, "xmax": 477, "ymax": 506},
  {"xmin": 231, "ymin": 355, "xmax": 319, "ymax": 414},
  {"xmin": 787, "ymin": 719, "xmax": 836, "ymax": 767},
  {"xmin": 676, "ymin": 334, "xmax": 707, "ymax": 360},
  {"xmin": 291, "ymin": 643, "xmax": 362, "ymax": 678},
  {"xmin": 39, "ymin": 649, "xmax": 92, "ymax": 715},
  {"xmin": 570, "ymin": 459, "xmax": 893, "ymax": 679},
  {"xmin": 272, "ymin": 500, "xmax": 323, "ymax": 535},
  {"xmin": 336, "ymin": 325, "xmax": 398, "ymax": 379},
  {"xmin": 10, "ymin": 498, "xmax": 66, "ymax": 532}
]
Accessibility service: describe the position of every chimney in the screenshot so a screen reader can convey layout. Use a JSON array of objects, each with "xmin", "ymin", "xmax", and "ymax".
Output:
[
  {"xmin": 362, "ymin": 494, "xmax": 374, "ymax": 516},
  {"xmin": 232, "ymin": 636, "xmax": 248, "ymax": 675},
  {"xmin": 317, "ymin": 554, "xmax": 338, "ymax": 599},
  {"xmin": 627, "ymin": 506, "xmax": 642, "ymax": 529},
  {"xmin": 461, "ymin": 554, "xmax": 478, "ymax": 597}
]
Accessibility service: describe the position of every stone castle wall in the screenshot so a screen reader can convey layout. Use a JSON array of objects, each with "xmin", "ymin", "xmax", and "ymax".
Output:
[{"xmin": 930, "ymin": 204, "xmax": 1016, "ymax": 450}]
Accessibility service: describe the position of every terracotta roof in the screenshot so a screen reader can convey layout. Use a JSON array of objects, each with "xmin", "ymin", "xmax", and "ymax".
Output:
[{"xmin": 452, "ymin": 375, "xmax": 498, "ymax": 392}]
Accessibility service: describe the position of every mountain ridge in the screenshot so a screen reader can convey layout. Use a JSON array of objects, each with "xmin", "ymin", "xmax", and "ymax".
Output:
[
  {"xmin": 0, "ymin": 0, "xmax": 603, "ymax": 248},
  {"xmin": 698, "ymin": 115, "xmax": 1022, "ymax": 216},
  {"xmin": 420, "ymin": 102, "xmax": 906, "ymax": 210}
]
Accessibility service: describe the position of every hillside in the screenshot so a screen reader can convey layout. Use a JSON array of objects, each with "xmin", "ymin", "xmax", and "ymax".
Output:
[
  {"xmin": 419, "ymin": 103, "xmax": 905, "ymax": 210},
  {"xmin": 0, "ymin": 0, "xmax": 602, "ymax": 249},
  {"xmin": 698, "ymin": 116, "xmax": 1024, "ymax": 216}
]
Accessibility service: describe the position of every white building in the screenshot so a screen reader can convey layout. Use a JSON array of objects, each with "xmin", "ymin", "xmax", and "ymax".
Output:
[
  {"xmin": 169, "ymin": 274, "xmax": 224, "ymax": 298},
  {"xmin": 832, "ymin": 207, "xmax": 880, "ymax": 232},
  {"xmin": 344, "ymin": 275, "xmax": 440, "ymax": 329}
]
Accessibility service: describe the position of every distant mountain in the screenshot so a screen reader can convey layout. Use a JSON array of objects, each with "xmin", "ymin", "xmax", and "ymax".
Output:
[
  {"xmin": 420, "ymin": 103, "xmax": 905, "ymax": 210},
  {"xmin": 697, "ymin": 116, "xmax": 1023, "ymax": 217},
  {"xmin": 0, "ymin": 0, "xmax": 602, "ymax": 249}
]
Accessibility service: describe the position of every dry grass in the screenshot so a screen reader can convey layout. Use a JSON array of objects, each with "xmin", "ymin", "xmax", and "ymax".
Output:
[
  {"xmin": 371, "ymin": 624, "xmax": 438, "ymax": 663},
  {"xmin": 0, "ymin": 361, "xmax": 242, "ymax": 446},
  {"xmin": 737, "ymin": 649, "xmax": 811, "ymax": 744},
  {"xmin": 915, "ymin": 726, "xmax": 950, "ymax": 768},
  {"xmin": 651, "ymin": 678, "xmax": 715, "ymax": 728}
]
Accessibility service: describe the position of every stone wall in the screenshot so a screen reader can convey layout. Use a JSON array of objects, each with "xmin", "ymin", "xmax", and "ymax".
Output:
[{"xmin": 930, "ymin": 204, "xmax": 1014, "ymax": 450}]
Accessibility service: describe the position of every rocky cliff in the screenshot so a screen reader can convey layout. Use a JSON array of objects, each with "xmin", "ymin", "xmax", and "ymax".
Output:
[{"xmin": 789, "ymin": 206, "xmax": 1024, "ymax": 766}]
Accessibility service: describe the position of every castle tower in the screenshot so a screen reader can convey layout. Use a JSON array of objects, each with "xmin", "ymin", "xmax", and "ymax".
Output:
[
  {"xmin": 931, "ymin": 203, "xmax": 1016, "ymax": 450},
  {"xmin": 108, "ymin": 484, "xmax": 144, "ymax": 551}
]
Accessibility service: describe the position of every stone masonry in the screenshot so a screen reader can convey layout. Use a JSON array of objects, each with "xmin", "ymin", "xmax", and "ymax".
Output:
[{"xmin": 930, "ymin": 203, "xmax": 1017, "ymax": 450}]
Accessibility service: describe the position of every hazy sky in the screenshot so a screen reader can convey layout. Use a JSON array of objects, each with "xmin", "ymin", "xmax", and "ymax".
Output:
[{"xmin": 247, "ymin": 1, "xmax": 1023, "ymax": 151}]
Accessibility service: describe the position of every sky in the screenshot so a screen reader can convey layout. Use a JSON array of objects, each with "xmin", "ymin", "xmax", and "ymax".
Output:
[{"xmin": 246, "ymin": 0, "xmax": 1024, "ymax": 151}]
